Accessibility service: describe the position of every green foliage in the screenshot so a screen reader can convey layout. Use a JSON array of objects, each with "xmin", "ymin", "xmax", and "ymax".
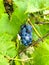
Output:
[
  {"xmin": 26, "ymin": 0, "xmax": 49, "ymax": 13},
  {"xmin": 0, "ymin": 54, "xmax": 9, "ymax": 65},
  {"xmin": 0, "ymin": 33, "xmax": 16, "ymax": 58},
  {"xmin": 0, "ymin": 0, "xmax": 5, "ymax": 16},
  {"xmin": 33, "ymin": 39, "xmax": 49, "ymax": 65},
  {"xmin": 0, "ymin": 13, "xmax": 18, "ymax": 36},
  {"xmin": 0, "ymin": 0, "xmax": 49, "ymax": 65},
  {"xmin": 11, "ymin": 0, "xmax": 28, "ymax": 35}
]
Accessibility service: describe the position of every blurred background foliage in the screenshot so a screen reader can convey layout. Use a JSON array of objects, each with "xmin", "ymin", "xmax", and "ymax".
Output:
[{"xmin": 0, "ymin": 0, "xmax": 49, "ymax": 65}]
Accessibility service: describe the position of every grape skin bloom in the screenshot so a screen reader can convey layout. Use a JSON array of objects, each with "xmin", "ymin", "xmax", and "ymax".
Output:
[{"xmin": 20, "ymin": 24, "xmax": 32, "ymax": 46}]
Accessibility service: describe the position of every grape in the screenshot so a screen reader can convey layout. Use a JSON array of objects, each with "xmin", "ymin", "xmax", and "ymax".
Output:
[
  {"xmin": 19, "ymin": 29, "xmax": 26, "ymax": 36},
  {"xmin": 21, "ymin": 24, "xmax": 26, "ymax": 29},
  {"xmin": 24, "ymin": 34, "xmax": 30, "ymax": 41},
  {"xmin": 29, "ymin": 34, "xmax": 32, "ymax": 39},
  {"xmin": 21, "ymin": 39, "xmax": 27, "ymax": 45},
  {"xmin": 21, "ymin": 32, "xmax": 27, "ymax": 37},
  {"xmin": 26, "ymin": 24, "xmax": 32, "ymax": 33},
  {"xmin": 19, "ymin": 24, "xmax": 32, "ymax": 46},
  {"xmin": 21, "ymin": 28, "xmax": 26, "ymax": 32}
]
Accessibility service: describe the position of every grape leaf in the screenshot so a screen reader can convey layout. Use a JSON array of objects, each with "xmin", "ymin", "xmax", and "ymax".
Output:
[
  {"xmin": 0, "ymin": 13, "xmax": 21, "ymax": 36},
  {"xmin": 33, "ymin": 39, "xmax": 49, "ymax": 65},
  {"xmin": 26, "ymin": 0, "xmax": 49, "ymax": 13},
  {"xmin": 10, "ymin": 0, "xmax": 28, "ymax": 34},
  {"xmin": 13, "ymin": 0, "xmax": 27, "ymax": 21},
  {"xmin": 39, "ymin": 24, "xmax": 49, "ymax": 36},
  {"xmin": 14, "ymin": 56, "xmax": 22, "ymax": 65},
  {"xmin": 0, "ymin": 54, "xmax": 9, "ymax": 65},
  {"xmin": 0, "ymin": 0, "xmax": 5, "ymax": 17},
  {"xmin": 0, "ymin": 33, "xmax": 16, "ymax": 58},
  {"xmin": 0, "ymin": 0, "xmax": 28, "ymax": 36}
]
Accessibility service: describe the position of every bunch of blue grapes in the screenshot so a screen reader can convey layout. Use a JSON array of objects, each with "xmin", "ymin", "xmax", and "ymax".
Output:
[{"xmin": 19, "ymin": 24, "xmax": 32, "ymax": 46}]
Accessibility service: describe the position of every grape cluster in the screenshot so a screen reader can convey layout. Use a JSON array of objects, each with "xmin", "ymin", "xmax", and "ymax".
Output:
[{"xmin": 20, "ymin": 24, "xmax": 32, "ymax": 46}]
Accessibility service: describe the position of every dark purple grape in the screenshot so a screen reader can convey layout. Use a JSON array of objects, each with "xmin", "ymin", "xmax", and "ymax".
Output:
[
  {"xmin": 19, "ymin": 24, "xmax": 33, "ymax": 46},
  {"xmin": 26, "ymin": 24, "xmax": 32, "ymax": 33}
]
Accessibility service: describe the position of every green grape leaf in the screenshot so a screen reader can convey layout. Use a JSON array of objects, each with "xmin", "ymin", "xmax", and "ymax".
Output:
[
  {"xmin": 13, "ymin": 0, "xmax": 27, "ymax": 22},
  {"xmin": 0, "ymin": 13, "xmax": 22, "ymax": 36},
  {"xmin": 39, "ymin": 24, "xmax": 49, "ymax": 36},
  {"xmin": 10, "ymin": 0, "xmax": 28, "ymax": 34},
  {"xmin": 33, "ymin": 39, "xmax": 49, "ymax": 65},
  {"xmin": 0, "ymin": 54, "xmax": 9, "ymax": 65},
  {"xmin": 26, "ymin": 0, "xmax": 49, "ymax": 13},
  {"xmin": 14, "ymin": 56, "xmax": 21, "ymax": 65},
  {"xmin": 0, "ymin": 0, "xmax": 5, "ymax": 17},
  {"xmin": 0, "ymin": 13, "xmax": 16, "ymax": 36},
  {"xmin": 0, "ymin": 14, "xmax": 10, "ymax": 34},
  {"xmin": 0, "ymin": 0, "xmax": 28, "ymax": 36},
  {"xmin": 0, "ymin": 33, "xmax": 16, "ymax": 58},
  {"xmin": 32, "ymin": 23, "xmax": 49, "ymax": 40}
]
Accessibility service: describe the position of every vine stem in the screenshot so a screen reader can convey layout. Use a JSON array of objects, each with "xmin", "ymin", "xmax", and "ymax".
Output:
[
  {"xmin": 28, "ymin": 18, "xmax": 42, "ymax": 38},
  {"xmin": 35, "ymin": 21, "xmax": 49, "ymax": 24},
  {"xmin": 40, "ymin": 13, "xmax": 49, "ymax": 17},
  {"xmin": 4, "ymin": 55, "xmax": 33, "ymax": 62},
  {"xmin": 32, "ymin": 33, "xmax": 49, "ymax": 46}
]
